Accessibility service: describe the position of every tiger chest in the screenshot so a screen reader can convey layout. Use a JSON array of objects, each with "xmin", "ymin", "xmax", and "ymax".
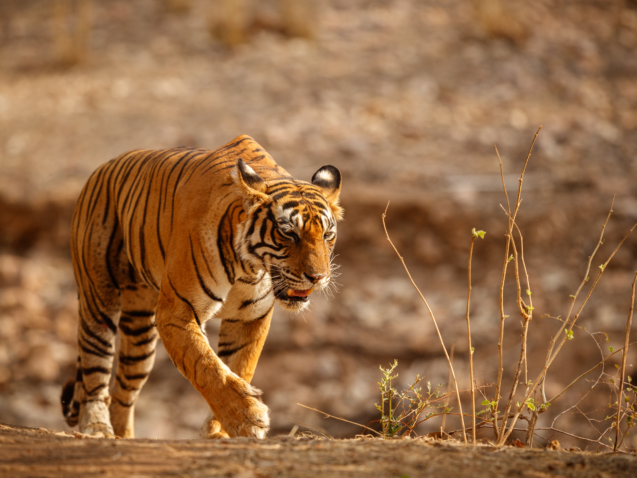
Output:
[{"xmin": 212, "ymin": 274, "xmax": 275, "ymax": 322}]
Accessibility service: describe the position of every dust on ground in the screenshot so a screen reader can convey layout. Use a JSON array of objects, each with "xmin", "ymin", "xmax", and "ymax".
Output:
[{"xmin": 2, "ymin": 423, "xmax": 636, "ymax": 478}]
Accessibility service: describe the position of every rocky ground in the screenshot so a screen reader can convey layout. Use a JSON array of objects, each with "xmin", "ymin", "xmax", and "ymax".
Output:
[{"xmin": 1, "ymin": 0, "xmax": 637, "ymax": 453}]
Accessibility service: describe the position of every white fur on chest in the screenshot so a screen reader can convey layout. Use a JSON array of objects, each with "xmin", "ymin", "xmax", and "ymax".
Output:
[{"xmin": 213, "ymin": 273, "xmax": 274, "ymax": 321}]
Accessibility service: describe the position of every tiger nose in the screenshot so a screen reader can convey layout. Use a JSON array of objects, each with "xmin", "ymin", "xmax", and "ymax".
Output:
[{"xmin": 305, "ymin": 273, "xmax": 326, "ymax": 284}]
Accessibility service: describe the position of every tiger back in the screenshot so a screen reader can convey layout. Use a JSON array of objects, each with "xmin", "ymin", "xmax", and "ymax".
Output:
[{"xmin": 61, "ymin": 135, "xmax": 342, "ymax": 438}]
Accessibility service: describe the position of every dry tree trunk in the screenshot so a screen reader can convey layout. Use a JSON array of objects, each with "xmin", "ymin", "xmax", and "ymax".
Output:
[{"xmin": 53, "ymin": 0, "xmax": 93, "ymax": 66}]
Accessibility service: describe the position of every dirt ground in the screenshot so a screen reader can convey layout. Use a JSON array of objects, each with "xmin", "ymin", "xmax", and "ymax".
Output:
[
  {"xmin": 1, "ymin": 0, "xmax": 637, "ymax": 458},
  {"xmin": 2, "ymin": 423, "xmax": 636, "ymax": 478}
]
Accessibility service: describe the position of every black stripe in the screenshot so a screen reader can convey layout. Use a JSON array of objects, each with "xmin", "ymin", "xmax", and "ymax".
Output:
[
  {"xmin": 217, "ymin": 203, "xmax": 239, "ymax": 284},
  {"xmin": 104, "ymin": 223, "xmax": 121, "ymax": 289},
  {"xmin": 114, "ymin": 398, "xmax": 134, "ymax": 408},
  {"xmin": 121, "ymin": 310, "xmax": 155, "ymax": 317},
  {"xmin": 190, "ymin": 234, "xmax": 223, "ymax": 302},
  {"xmin": 239, "ymin": 288, "xmax": 273, "ymax": 310},
  {"xmin": 82, "ymin": 366, "xmax": 111, "ymax": 376},
  {"xmin": 169, "ymin": 151, "xmax": 200, "ymax": 228},
  {"xmin": 124, "ymin": 372, "xmax": 150, "ymax": 381},
  {"xmin": 118, "ymin": 350, "xmax": 155, "ymax": 365},
  {"xmin": 85, "ymin": 383, "xmax": 107, "ymax": 396},
  {"xmin": 133, "ymin": 335, "xmax": 158, "ymax": 346},
  {"xmin": 83, "ymin": 287, "xmax": 117, "ymax": 333},
  {"xmin": 79, "ymin": 336, "xmax": 114, "ymax": 357},
  {"xmin": 119, "ymin": 322, "xmax": 156, "ymax": 336},
  {"xmin": 168, "ymin": 275, "xmax": 201, "ymax": 326},
  {"xmin": 116, "ymin": 374, "xmax": 139, "ymax": 392},
  {"xmin": 218, "ymin": 342, "xmax": 250, "ymax": 357},
  {"xmin": 80, "ymin": 318, "xmax": 113, "ymax": 349}
]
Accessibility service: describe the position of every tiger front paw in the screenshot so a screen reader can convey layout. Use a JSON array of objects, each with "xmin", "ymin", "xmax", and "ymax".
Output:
[{"xmin": 216, "ymin": 380, "xmax": 270, "ymax": 438}]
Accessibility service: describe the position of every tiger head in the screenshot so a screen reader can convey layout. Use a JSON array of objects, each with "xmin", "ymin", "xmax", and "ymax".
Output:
[{"xmin": 234, "ymin": 159, "xmax": 343, "ymax": 312}]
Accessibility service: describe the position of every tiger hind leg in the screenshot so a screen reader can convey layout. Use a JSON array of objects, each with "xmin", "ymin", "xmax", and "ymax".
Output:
[
  {"xmin": 73, "ymin": 292, "xmax": 121, "ymax": 437},
  {"xmin": 109, "ymin": 284, "xmax": 159, "ymax": 438}
]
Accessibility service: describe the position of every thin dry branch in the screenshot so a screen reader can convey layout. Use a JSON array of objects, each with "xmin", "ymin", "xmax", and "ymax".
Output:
[
  {"xmin": 382, "ymin": 202, "xmax": 467, "ymax": 443},
  {"xmin": 440, "ymin": 343, "xmax": 456, "ymax": 434},
  {"xmin": 547, "ymin": 341, "xmax": 637, "ymax": 405},
  {"xmin": 297, "ymin": 404, "xmax": 381, "ymax": 437},
  {"xmin": 615, "ymin": 272, "xmax": 637, "ymax": 451},
  {"xmin": 466, "ymin": 235, "xmax": 478, "ymax": 443}
]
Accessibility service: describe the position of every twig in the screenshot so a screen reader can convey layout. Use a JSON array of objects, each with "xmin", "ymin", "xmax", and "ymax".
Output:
[
  {"xmin": 297, "ymin": 404, "xmax": 381, "ymax": 437},
  {"xmin": 440, "ymin": 343, "xmax": 456, "ymax": 434},
  {"xmin": 615, "ymin": 272, "xmax": 637, "ymax": 451},
  {"xmin": 382, "ymin": 202, "xmax": 467, "ymax": 443},
  {"xmin": 466, "ymin": 234, "xmax": 478, "ymax": 444},
  {"xmin": 534, "ymin": 427, "xmax": 617, "ymax": 451},
  {"xmin": 494, "ymin": 144, "xmax": 512, "ymax": 436},
  {"xmin": 547, "ymin": 341, "xmax": 637, "ymax": 404}
]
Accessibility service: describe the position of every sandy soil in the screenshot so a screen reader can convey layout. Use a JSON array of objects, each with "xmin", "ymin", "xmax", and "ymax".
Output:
[
  {"xmin": 1, "ymin": 0, "xmax": 637, "ymax": 450},
  {"xmin": 2, "ymin": 423, "xmax": 637, "ymax": 478}
]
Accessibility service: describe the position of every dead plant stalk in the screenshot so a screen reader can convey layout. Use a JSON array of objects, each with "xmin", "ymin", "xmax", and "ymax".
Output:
[
  {"xmin": 382, "ymin": 203, "xmax": 467, "ymax": 443},
  {"xmin": 493, "ymin": 126, "xmax": 541, "ymax": 443},
  {"xmin": 615, "ymin": 272, "xmax": 637, "ymax": 451},
  {"xmin": 466, "ymin": 235, "xmax": 478, "ymax": 443}
]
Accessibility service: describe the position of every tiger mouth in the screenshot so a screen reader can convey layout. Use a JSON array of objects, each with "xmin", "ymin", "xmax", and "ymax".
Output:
[{"xmin": 275, "ymin": 287, "xmax": 313, "ymax": 302}]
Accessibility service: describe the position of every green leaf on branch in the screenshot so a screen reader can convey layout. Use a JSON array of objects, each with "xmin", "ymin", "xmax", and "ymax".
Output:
[
  {"xmin": 609, "ymin": 346, "xmax": 614, "ymax": 353},
  {"xmin": 472, "ymin": 228, "xmax": 486, "ymax": 239}
]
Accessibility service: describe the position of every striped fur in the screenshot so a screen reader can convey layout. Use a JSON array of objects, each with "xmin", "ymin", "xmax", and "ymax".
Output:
[{"xmin": 61, "ymin": 135, "xmax": 343, "ymax": 438}]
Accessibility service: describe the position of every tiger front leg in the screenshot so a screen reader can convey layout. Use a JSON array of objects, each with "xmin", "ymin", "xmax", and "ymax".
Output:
[
  {"xmin": 156, "ymin": 285, "xmax": 270, "ymax": 438},
  {"xmin": 201, "ymin": 307, "xmax": 274, "ymax": 438}
]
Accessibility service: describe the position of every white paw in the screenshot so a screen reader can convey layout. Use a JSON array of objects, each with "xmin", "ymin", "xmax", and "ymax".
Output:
[{"xmin": 79, "ymin": 400, "xmax": 115, "ymax": 438}]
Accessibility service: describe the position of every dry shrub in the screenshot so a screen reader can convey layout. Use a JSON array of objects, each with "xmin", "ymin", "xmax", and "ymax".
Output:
[{"xmin": 381, "ymin": 127, "xmax": 637, "ymax": 451}]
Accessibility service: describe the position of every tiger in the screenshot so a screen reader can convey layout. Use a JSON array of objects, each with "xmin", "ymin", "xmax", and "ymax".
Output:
[{"xmin": 60, "ymin": 135, "xmax": 343, "ymax": 439}]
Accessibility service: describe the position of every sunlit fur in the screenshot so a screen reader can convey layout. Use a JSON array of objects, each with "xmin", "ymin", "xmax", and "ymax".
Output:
[{"xmin": 61, "ymin": 135, "xmax": 342, "ymax": 439}]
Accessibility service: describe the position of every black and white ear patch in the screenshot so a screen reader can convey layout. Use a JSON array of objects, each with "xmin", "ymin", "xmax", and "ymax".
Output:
[
  {"xmin": 311, "ymin": 165, "xmax": 341, "ymax": 195},
  {"xmin": 237, "ymin": 158, "xmax": 267, "ymax": 194}
]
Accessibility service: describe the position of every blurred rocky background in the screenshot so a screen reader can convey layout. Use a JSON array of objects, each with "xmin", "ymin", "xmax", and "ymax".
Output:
[{"xmin": 1, "ymin": 0, "xmax": 637, "ymax": 448}]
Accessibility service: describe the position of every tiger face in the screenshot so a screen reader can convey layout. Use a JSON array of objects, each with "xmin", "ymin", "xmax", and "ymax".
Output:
[{"xmin": 234, "ymin": 159, "xmax": 343, "ymax": 312}]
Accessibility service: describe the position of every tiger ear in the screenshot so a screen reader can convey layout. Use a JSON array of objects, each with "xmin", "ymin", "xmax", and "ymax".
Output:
[
  {"xmin": 235, "ymin": 158, "xmax": 268, "ymax": 207},
  {"xmin": 312, "ymin": 165, "xmax": 343, "ymax": 221}
]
